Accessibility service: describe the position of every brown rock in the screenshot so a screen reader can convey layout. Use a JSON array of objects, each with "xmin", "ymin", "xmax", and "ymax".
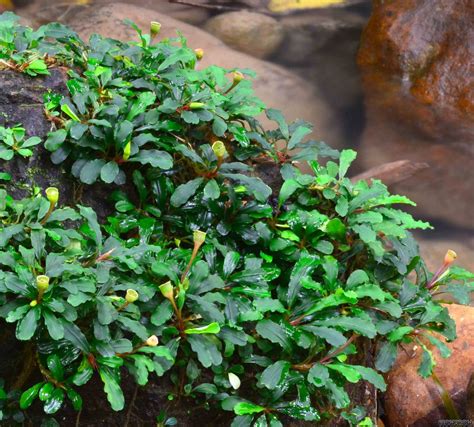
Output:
[
  {"xmin": 205, "ymin": 10, "xmax": 284, "ymax": 59},
  {"xmin": 468, "ymin": 373, "xmax": 474, "ymax": 420},
  {"xmin": 66, "ymin": 2, "xmax": 343, "ymax": 147},
  {"xmin": 385, "ymin": 304, "xmax": 474, "ymax": 426},
  {"xmin": 357, "ymin": 0, "xmax": 474, "ymax": 140},
  {"xmin": 357, "ymin": 105, "xmax": 474, "ymax": 230}
]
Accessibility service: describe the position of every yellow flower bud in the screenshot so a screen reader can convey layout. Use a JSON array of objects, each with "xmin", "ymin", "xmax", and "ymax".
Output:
[
  {"xmin": 146, "ymin": 335, "xmax": 159, "ymax": 347},
  {"xmin": 212, "ymin": 141, "xmax": 228, "ymax": 159},
  {"xmin": 189, "ymin": 102, "xmax": 206, "ymax": 110},
  {"xmin": 150, "ymin": 21, "xmax": 161, "ymax": 38},
  {"xmin": 123, "ymin": 141, "xmax": 131, "ymax": 161},
  {"xmin": 233, "ymin": 71, "xmax": 244, "ymax": 84},
  {"xmin": 36, "ymin": 275, "xmax": 50, "ymax": 292},
  {"xmin": 194, "ymin": 48, "xmax": 204, "ymax": 60},
  {"xmin": 45, "ymin": 187, "xmax": 59, "ymax": 205},
  {"xmin": 125, "ymin": 289, "xmax": 139, "ymax": 303},
  {"xmin": 193, "ymin": 230, "xmax": 206, "ymax": 245},
  {"xmin": 159, "ymin": 281, "xmax": 174, "ymax": 300},
  {"xmin": 444, "ymin": 249, "xmax": 457, "ymax": 265},
  {"xmin": 30, "ymin": 300, "xmax": 38, "ymax": 307}
]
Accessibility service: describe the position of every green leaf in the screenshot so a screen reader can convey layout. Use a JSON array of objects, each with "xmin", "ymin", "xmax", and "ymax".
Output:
[
  {"xmin": 353, "ymin": 284, "xmax": 392, "ymax": 302},
  {"xmin": 61, "ymin": 103, "xmax": 80, "ymax": 122},
  {"xmin": 16, "ymin": 307, "xmax": 39, "ymax": 340},
  {"xmin": 266, "ymin": 108, "xmax": 289, "ymax": 139},
  {"xmin": 259, "ymin": 360, "xmax": 290, "ymax": 390},
  {"xmin": 256, "ymin": 319, "xmax": 291, "ymax": 352},
  {"xmin": 20, "ymin": 382, "xmax": 43, "ymax": 409},
  {"xmin": 288, "ymin": 125, "xmax": 311, "ymax": 150},
  {"xmin": 287, "ymin": 255, "xmax": 319, "ymax": 308},
  {"xmin": 352, "ymin": 365, "xmax": 386, "ymax": 391},
  {"xmin": 339, "ymin": 149, "xmax": 357, "ymax": 178},
  {"xmin": 99, "ymin": 367, "xmax": 124, "ymax": 411},
  {"xmin": 80, "ymin": 159, "xmax": 106, "ymax": 184},
  {"xmin": 375, "ymin": 341, "xmax": 398, "ymax": 372},
  {"xmin": 387, "ymin": 326, "xmax": 413, "ymax": 342},
  {"xmin": 203, "ymin": 179, "xmax": 220, "ymax": 200},
  {"xmin": 308, "ymin": 364, "xmax": 329, "ymax": 387},
  {"xmin": 45, "ymin": 129, "xmax": 67, "ymax": 151},
  {"xmin": 313, "ymin": 316, "xmax": 377, "ymax": 338},
  {"xmin": 185, "ymin": 322, "xmax": 221, "ymax": 335},
  {"xmin": 234, "ymin": 402, "xmax": 266, "ymax": 416},
  {"xmin": 418, "ymin": 344, "xmax": 435, "ymax": 378},
  {"xmin": 170, "ymin": 178, "xmax": 204, "ymax": 207},
  {"xmin": 100, "ymin": 161, "xmax": 120, "ymax": 184},
  {"xmin": 326, "ymin": 218, "xmax": 346, "ymax": 241},
  {"xmin": 303, "ymin": 326, "xmax": 347, "ymax": 347},
  {"xmin": 346, "ymin": 270, "xmax": 369, "ymax": 288},
  {"xmin": 221, "ymin": 173, "xmax": 271, "ymax": 202},
  {"xmin": 43, "ymin": 310, "xmax": 65, "ymax": 340},
  {"xmin": 278, "ymin": 179, "xmax": 300, "ymax": 206},
  {"xmin": 47, "ymin": 354, "xmax": 64, "ymax": 381},
  {"xmin": 62, "ymin": 320, "xmax": 91, "ymax": 353},
  {"xmin": 188, "ymin": 335, "xmax": 223, "ymax": 368},
  {"xmin": 130, "ymin": 149, "xmax": 173, "ymax": 169},
  {"xmin": 327, "ymin": 364, "xmax": 361, "ymax": 383}
]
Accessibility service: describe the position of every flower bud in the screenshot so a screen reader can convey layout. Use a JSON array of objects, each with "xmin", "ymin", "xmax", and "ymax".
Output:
[
  {"xmin": 228, "ymin": 372, "xmax": 241, "ymax": 390},
  {"xmin": 123, "ymin": 141, "xmax": 131, "ymax": 161},
  {"xmin": 30, "ymin": 300, "xmax": 38, "ymax": 307},
  {"xmin": 194, "ymin": 48, "xmax": 204, "ymax": 60},
  {"xmin": 66, "ymin": 240, "xmax": 82, "ymax": 255},
  {"xmin": 189, "ymin": 102, "xmax": 206, "ymax": 110},
  {"xmin": 159, "ymin": 281, "xmax": 174, "ymax": 300},
  {"xmin": 36, "ymin": 275, "xmax": 50, "ymax": 292},
  {"xmin": 232, "ymin": 71, "xmax": 244, "ymax": 84},
  {"xmin": 193, "ymin": 230, "xmax": 206, "ymax": 245},
  {"xmin": 125, "ymin": 289, "xmax": 139, "ymax": 303},
  {"xmin": 45, "ymin": 187, "xmax": 59, "ymax": 205},
  {"xmin": 444, "ymin": 249, "xmax": 457, "ymax": 265},
  {"xmin": 212, "ymin": 141, "xmax": 228, "ymax": 159},
  {"xmin": 150, "ymin": 21, "xmax": 161, "ymax": 39},
  {"xmin": 146, "ymin": 335, "xmax": 159, "ymax": 347}
]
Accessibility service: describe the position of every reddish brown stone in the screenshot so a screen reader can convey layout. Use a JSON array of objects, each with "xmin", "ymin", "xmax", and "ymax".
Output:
[
  {"xmin": 357, "ymin": 0, "xmax": 474, "ymax": 140},
  {"xmin": 384, "ymin": 304, "xmax": 474, "ymax": 426}
]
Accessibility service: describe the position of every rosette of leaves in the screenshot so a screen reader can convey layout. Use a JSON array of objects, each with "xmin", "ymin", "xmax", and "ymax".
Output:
[{"xmin": 0, "ymin": 12, "xmax": 473, "ymax": 427}]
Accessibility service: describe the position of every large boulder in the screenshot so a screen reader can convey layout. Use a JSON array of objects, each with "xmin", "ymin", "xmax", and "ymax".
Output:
[
  {"xmin": 357, "ymin": 0, "xmax": 474, "ymax": 141},
  {"xmin": 205, "ymin": 10, "xmax": 284, "ymax": 59},
  {"xmin": 384, "ymin": 304, "xmax": 474, "ymax": 426},
  {"xmin": 64, "ymin": 2, "xmax": 343, "ymax": 148}
]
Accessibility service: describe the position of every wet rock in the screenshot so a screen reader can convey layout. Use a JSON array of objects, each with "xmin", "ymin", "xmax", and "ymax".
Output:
[
  {"xmin": 273, "ymin": 9, "xmax": 366, "ymax": 66},
  {"xmin": 66, "ymin": 2, "xmax": 343, "ymax": 147},
  {"xmin": 0, "ymin": 69, "xmax": 127, "ymax": 220},
  {"xmin": 357, "ymin": 0, "xmax": 474, "ymax": 140},
  {"xmin": 205, "ymin": 10, "xmax": 284, "ymax": 59},
  {"xmin": 384, "ymin": 304, "xmax": 474, "ymax": 426},
  {"xmin": 357, "ymin": 108, "xmax": 474, "ymax": 230}
]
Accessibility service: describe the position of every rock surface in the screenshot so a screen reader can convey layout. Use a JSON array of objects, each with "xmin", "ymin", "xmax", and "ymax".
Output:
[
  {"xmin": 357, "ymin": 0, "xmax": 474, "ymax": 140},
  {"xmin": 357, "ymin": 108, "xmax": 474, "ymax": 231},
  {"xmin": 0, "ymin": 69, "xmax": 123, "ymax": 219},
  {"xmin": 205, "ymin": 10, "xmax": 284, "ymax": 59},
  {"xmin": 65, "ymin": 2, "xmax": 342, "ymax": 148},
  {"xmin": 384, "ymin": 304, "xmax": 474, "ymax": 426}
]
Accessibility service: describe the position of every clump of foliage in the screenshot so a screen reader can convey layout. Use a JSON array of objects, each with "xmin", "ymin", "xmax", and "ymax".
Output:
[{"xmin": 0, "ymin": 11, "xmax": 473, "ymax": 426}]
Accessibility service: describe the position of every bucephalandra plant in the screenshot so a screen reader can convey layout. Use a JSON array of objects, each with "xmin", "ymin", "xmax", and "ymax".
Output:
[{"xmin": 0, "ymin": 11, "xmax": 473, "ymax": 427}]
